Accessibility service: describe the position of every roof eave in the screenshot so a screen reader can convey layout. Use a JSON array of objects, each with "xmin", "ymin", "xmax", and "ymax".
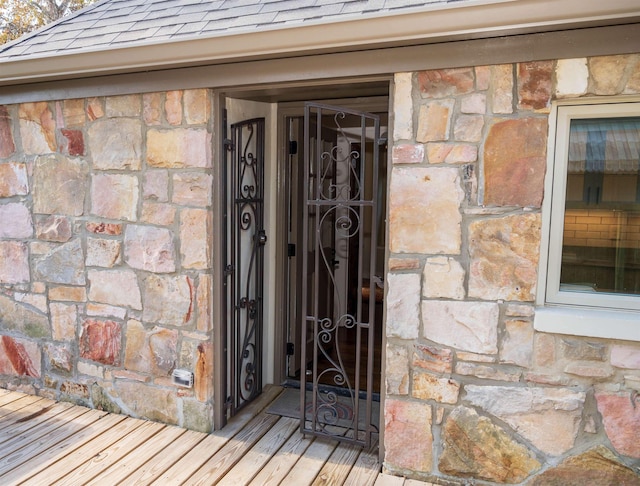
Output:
[{"xmin": 1, "ymin": 0, "xmax": 639, "ymax": 87}]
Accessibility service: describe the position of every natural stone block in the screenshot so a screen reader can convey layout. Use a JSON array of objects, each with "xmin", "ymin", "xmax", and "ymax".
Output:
[
  {"xmin": 596, "ymin": 392, "xmax": 640, "ymax": 458},
  {"xmin": 388, "ymin": 258, "xmax": 421, "ymax": 271},
  {"xmin": 528, "ymin": 446, "xmax": 640, "ymax": 485},
  {"xmin": 14, "ymin": 292, "xmax": 47, "ymax": 313},
  {"xmin": 91, "ymin": 173, "xmax": 139, "ymax": 221},
  {"xmin": 491, "ymin": 64, "xmax": 514, "ymax": 114},
  {"xmin": 49, "ymin": 285, "xmax": 87, "ymax": 302},
  {"xmin": 45, "ymin": 343, "xmax": 73, "ymax": 373},
  {"xmin": 0, "ymin": 162, "xmax": 28, "ymax": 197},
  {"xmin": 389, "ymin": 167, "xmax": 463, "ymax": 254},
  {"xmin": 172, "ymin": 172, "xmax": 213, "ymax": 207},
  {"xmin": 475, "ymin": 65, "xmax": 491, "ymax": 90},
  {"xmin": 422, "ymin": 256, "xmax": 465, "ymax": 300},
  {"xmin": 196, "ymin": 273, "xmax": 212, "ymax": 332},
  {"xmin": 87, "ymin": 98, "xmax": 104, "ymax": 120},
  {"xmin": 60, "ymin": 129, "xmax": 84, "ymax": 156},
  {"xmin": 195, "ymin": 341, "xmax": 213, "ymax": 402},
  {"xmin": 589, "ymin": 55, "xmax": 634, "ymax": 95},
  {"xmin": 115, "ymin": 381, "xmax": 178, "ymax": 424},
  {"xmin": 0, "ymin": 294, "xmax": 50, "ymax": 338},
  {"xmin": 124, "ymin": 225, "xmax": 176, "ymax": 273},
  {"xmin": 484, "ymin": 118, "xmax": 547, "ymax": 207},
  {"xmin": 468, "ymin": 213, "xmax": 541, "ymax": 301},
  {"xmin": 422, "ymin": 301, "xmax": 499, "ymax": 354},
  {"xmin": 555, "ymin": 58, "xmax": 588, "ymax": 97},
  {"xmin": 87, "ymin": 118, "xmax": 142, "ymax": 170},
  {"xmin": 453, "ymin": 114, "xmax": 484, "ymax": 142},
  {"xmin": 564, "ymin": 361, "xmax": 613, "ymax": 378},
  {"xmin": 439, "ymin": 406, "xmax": 540, "ymax": 483},
  {"xmin": 79, "ymin": 319, "xmax": 122, "ymax": 366},
  {"xmin": 35, "ymin": 215, "xmax": 72, "ymax": 242},
  {"xmin": 86, "ymin": 221, "xmax": 122, "ymax": 235},
  {"xmin": 105, "ymin": 94, "xmax": 141, "ymax": 117},
  {"xmin": 426, "ymin": 143, "xmax": 477, "ymax": 164},
  {"xmin": 418, "ymin": 68, "xmax": 474, "ymax": 98},
  {"xmin": 385, "ymin": 273, "xmax": 420, "ymax": 339},
  {"xmin": 413, "ymin": 344, "xmax": 453, "ymax": 374},
  {"xmin": 88, "ymin": 269, "xmax": 142, "ymax": 310},
  {"xmin": 534, "ymin": 332, "xmax": 556, "ymax": 367},
  {"xmin": 0, "ymin": 241, "xmax": 29, "ymax": 284},
  {"xmin": 124, "ymin": 320, "xmax": 178, "ymax": 376},
  {"xmin": 610, "ymin": 344, "xmax": 640, "ymax": 369},
  {"xmin": 50, "ymin": 302, "xmax": 77, "ymax": 341},
  {"xmin": 33, "ymin": 155, "xmax": 88, "ymax": 216},
  {"xmin": 384, "ymin": 398, "xmax": 433, "ymax": 473},
  {"xmin": 141, "ymin": 202, "xmax": 176, "ymax": 226},
  {"xmin": 60, "ymin": 381, "xmax": 89, "ymax": 398},
  {"xmin": 559, "ymin": 338, "xmax": 606, "ymax": 361},
  {"xmin": 86, "ymin": 237, "xmax": 121, "ymax": 268},
  {"xmin": 90, "ymin": 384, "xmax": 122, "ymax": 414},
  {"xmin": 143, "ymin": 92, "xmax": 162, "ymax": 125},
  {"xmin": 19, "ymin": 102, "xmax": 56, "ymax": 154},
  {"xmin": 0, "ymin": 335, "xmax": 41, "ymax": 378},
  {"xmin": 147, "ymin": 128, "xmax": 211, "ymax": 168},
  {"xmin": 165, "ymin": 91, "xmax": 182, "ymax": 125},
  {"xmin": 182, "ymin": 400, "xmax": 213, "ymax": 432},
  {"xmin": 143, "ymin": 170, "xmax": 169, "ymax": 202},
  {"xmin": 500, "ymin": 319, "xmax": 533, "ymax": 367},
  {"xmin": 62, "ymin": 98, "xmax": 85, "ymax": 126},
  {"xmin": 412, "ymin": 372, "xmax": 460, "ymax": 404},
  {"xmin": 0, "ymin": 202, "xmax": 33, "ymax": 238},
  {"xmin": 87, "ymin": 303, "xmax": 126, "ymax": 320},
  {"xmin": 517, "ymin": 60, "xmax": 553, "ymax": 110},
  {"xmin": 0, "ymin": 106, "xmax": 16, "ymax": 157},
  {"xmin": 385, "ymin": 343, "xmax": 409, "ymax": 395},
  {"xmin": 460, "ymin": 93, "xmax": 486, "ymax": 114},
  {"xmin": 33, "ymin": 239, "xmax": 85, "ymax": 285},
  {"xmin": 416, "ymin": 100, "xmax": 453, "ymax": 142},
  {"xmin": 392, "ymin": 144, "xmax": 424, "ymax": 164},
  {"xmin": 465, "ymin": 385, "xmax": 585, "ymax": 455},
  {"xmin": 393, "ymin": 72, "xmax": 413, "ymax": 141},
  {"xmin": 184, "ymin": 89, "xmax": 210, "ymax": 125},
  {"xmin": 180, "ymin": 208, "xmax": 210, "ymax": 269},
  {"xmin": 142, "ymin": 274, "xmax": 193, "ymax": 326},
  {"xmin": 625, "ymin": 59, "xmax": 640, "ymax": 94},
  {"xmin": 455, "ymin": 362, "xmax": 521, "ymax": 382}
]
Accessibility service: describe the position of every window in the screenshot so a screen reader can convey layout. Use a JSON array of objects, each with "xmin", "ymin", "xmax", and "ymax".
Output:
[{"xmin": 536, "ymin": 100, "xmax": 640, "ymax": 341}]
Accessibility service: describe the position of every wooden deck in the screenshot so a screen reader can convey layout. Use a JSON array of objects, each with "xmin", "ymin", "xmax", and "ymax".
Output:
[{"xmin": 0, "ymin": 386, "xmax": 433, "ymax": 485}]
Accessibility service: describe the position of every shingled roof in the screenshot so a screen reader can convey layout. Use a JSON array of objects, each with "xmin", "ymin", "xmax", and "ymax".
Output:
[{"xmin": 0, "ymin": 0, "xmax": 461, "ymax": 60}]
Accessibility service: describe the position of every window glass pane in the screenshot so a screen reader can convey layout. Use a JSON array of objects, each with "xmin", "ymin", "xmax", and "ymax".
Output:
[{"xmin": 561, "ymin": 117, "xmax": 640, "ymax": 296}]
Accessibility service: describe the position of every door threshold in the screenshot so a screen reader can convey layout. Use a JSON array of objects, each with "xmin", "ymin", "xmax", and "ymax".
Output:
[{"xmin": 281, "ymin": 378, "xmax": 380, "ymax": 402}]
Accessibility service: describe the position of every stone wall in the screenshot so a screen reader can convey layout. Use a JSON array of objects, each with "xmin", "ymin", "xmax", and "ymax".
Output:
[
  {"xmin": 386, "ymin": 55, "xmax": 640, "ymax": 483},
  {"xmin": 0, "ymin": 90, "xmax": 215, "ymax": 432}
]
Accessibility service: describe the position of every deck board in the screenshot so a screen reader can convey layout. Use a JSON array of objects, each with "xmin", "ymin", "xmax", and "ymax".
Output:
[{"xmin": 0, "ymin": 387, "xmax": 435, "ymax": 485}]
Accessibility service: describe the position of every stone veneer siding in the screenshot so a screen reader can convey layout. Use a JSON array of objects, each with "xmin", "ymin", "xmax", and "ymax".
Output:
[
  {"xmin": 0, "ymin": 90, "xmax": 214, "ymax": 432},
  {"xmin": 387, "ymin": 55, "xmax": 640, "ymax": 483}
]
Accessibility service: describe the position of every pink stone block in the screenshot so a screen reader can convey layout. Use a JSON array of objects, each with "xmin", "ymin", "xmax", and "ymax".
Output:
[
  {"xmin": 0, "ymin": 105, "xmax": 16, "ymax": 158},
  {"xmin": 517, "ymin": 61, "xmax": 553, "ymax": 110},
  {"xmin": 596, "ymin": 392, "xmax": 640, "ymax": 458},
  {"xmin": 384, "ymin": 398, "xmax": 433, "ymax": 472},
  {"xmin": 418, "ymin": 68, "xmax": 474, "ymax": 98},
  {"xmin": 0, "ymin": 241, "xmax": 30, "ymax": 284},
  {"xmin": 124, "ymin": 225, "xmax": 176, "ymax": 273},
  {"xmin": 392, "ymin": 144, "xmax": 424, "ymax": 164},
  {"xmin": 611, "ymin": 344, "xmax": 640, "ymax": 370},
  {"xmin": 0, "ymin": 162, "xmax": 28, "ymax": 197},
  {"xmin": 80, "ymin": 319, "xmax": 122, "ymax": 366},
  {"xmin": 0, "ymin": 202, "xmax": 33, "ymax": 238},
  {"xmin": 0, "ymin": 336, "xmax": 40, "ymax": 377},
  {"xmin": 165, "ymin": 91, "xmax": 183, "ymax": 125}
]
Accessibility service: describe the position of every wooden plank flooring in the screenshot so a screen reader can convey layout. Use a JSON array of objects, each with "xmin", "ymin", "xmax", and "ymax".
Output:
[{"xmin": 0, "ymin": 386, "xmax": 434, "ymax": 486}]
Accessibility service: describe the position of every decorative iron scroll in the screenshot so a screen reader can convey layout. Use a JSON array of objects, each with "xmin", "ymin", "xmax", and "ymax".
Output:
[
  {"xmin": 301, "ymin": 103, "xmax": 381, "ymax": 447},
  {"xmin": 226, "ymin": 117, "xmax": 266, "ymax": 415}
]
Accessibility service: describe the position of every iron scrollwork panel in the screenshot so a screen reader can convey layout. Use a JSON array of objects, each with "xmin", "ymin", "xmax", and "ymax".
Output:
[
  {"xmin": 227, "ymin": 117, "xmax": 266, "ymax": 415},
  {"xmin": 301, "ymin": 103, "xmax": 381, "ymax": 447}
]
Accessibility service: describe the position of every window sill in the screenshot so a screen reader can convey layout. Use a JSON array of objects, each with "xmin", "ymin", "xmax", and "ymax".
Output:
[{"xmin": 534, "ymin": 305, "xmax": 640, "ymax": 342}]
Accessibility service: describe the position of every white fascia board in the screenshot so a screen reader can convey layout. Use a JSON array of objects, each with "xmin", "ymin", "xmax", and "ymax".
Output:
[{"xmin": 0, "ymin": 0, "xmax": 639, "ymax": 86}]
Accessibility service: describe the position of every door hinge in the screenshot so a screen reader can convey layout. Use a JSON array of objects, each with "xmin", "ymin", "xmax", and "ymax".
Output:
[
  {"xmin": 289, "ymin": 140, "xmax": 298, "ymax": 155},
  {"xmin": 286, "ymin": 342, "xmax": 295, "ymax": 356},
  {"xmin": 224, "ymin": 138, "xmax": 234, "ymax": 151},
  {"xmin": 288, "ymin": 244, "xmax": 296, "ymax": 257},
  {"xmin": 224, "ymin": 396, "xmax": 233, "ymax": 410},
  {"xmin": 224, "ymin": 264, "xmax": 234, "ymax": 276}
]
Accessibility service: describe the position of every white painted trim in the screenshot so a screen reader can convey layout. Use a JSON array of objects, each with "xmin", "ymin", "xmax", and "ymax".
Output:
[{"xmin": 0, "ymin": 0, "xmax": 638, "ymax": 85}]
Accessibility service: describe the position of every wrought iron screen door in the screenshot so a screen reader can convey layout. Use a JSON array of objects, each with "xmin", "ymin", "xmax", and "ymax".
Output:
[
  {"xmin": 224, "ymin": 117, "xmax": 266, "ymax": 417},
  {"xmin": 300, "ymin": 102, "xmax": 381, "ymax": 447}
]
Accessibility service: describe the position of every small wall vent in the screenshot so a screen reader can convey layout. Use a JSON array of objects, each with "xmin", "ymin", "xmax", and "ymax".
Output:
[{"xmin": 172, "ymin": 369, "xmax": 194, "ymax": 388}]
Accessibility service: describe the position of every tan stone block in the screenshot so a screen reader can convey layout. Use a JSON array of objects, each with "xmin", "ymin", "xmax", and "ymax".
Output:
[
  {"xmin": 172, "ymin": 172, "xmax": 213, "ymax": 207},
  {"xmin": 505, "ymin": 304, "xmax": 535, "ymax": 317},
  {"xmin": 453, "ymin": 114, "xmax": 484, "ymax": 142},
  {"xmin": 114, "ymin": 380, "xmax": 178, "ymax": 424},
  {"xmin": 386, "ymin": 343, "xmax": 409, "ymax": 395},
  {"xmin": 418, "ymin": 67, "xmax": 474, "ymax": 98},
  {"xmin": 184, "ymin": 89, "xmax": 210, "ymax": 125},
  {"xmin": 105, "ymin": 94, "xmax": 141, "ymax": 117},
  {"xmin": 426, "ymin": 143, "xmax": 477, "ymax": 164},
  {"xmin": 389, "ymin": 167, "xmax": 463, "ymax": 254},
  {"xmin": 49, "ymin": 285, "xmax": 87, "ymax": 302},
  {"xmin": 393, "ymin": 72, "xmax": 413, "ymax": 141},
  {"xmin": 589, "ymin": 55, "xmax": 635, "ymax": 95},
  {"xmin": 19, "ymin": 102, "xmax": 56, "ymax": 154},
  {"xmin": 455, "ymin": 362, "xmax": 521, "ymax": 382},
  {"xmin": 180, "ymin": 208, "xmax": 210, "ymax": 269},
  {"xmin": 0, "ymin": 241, "xmax": 29, "ymax": 284},
  {"xmin": 563, "ymin": 361, "xmax": 613, "ymax": 378},
  {"xmin": 460, "ymin": 93, "xmax": 486, "ymax": 114},
  {"xmin": 86, "ymin": 302, "xmax": 126, "ymax": 320},
  {"xmin": 63, "ymin": 99, "xmax": 85, "ymax": 126},
  {"xmin": 86, "ymin": 237, "xmax": 121, "ymax": 268},
  {"xmin": 124, "ymin": 320, "xmax": 178, "ymax": 376},
  {"xmin": 143, "ymin": 92, "xmax": 162, "ymax": 125},
  {"xmin": 196, "ymin": 273, "xmax": 212, "ymax": 332},
  {"xmin": 384, "ymin": 398, "xmax": 433, "ymax": 473},
  {"xmin": 475, "ymin": 65, "xmax": 491, "ymax": 90},
  {"xmin": 0, "ymin": 106, "xmax": 16, "ymax": 158},
  {"xmin": 141, "ymin": 202, "xmax": 176, "ymax": 226},
  {"xmin": 165, "ymin": 90, "xmax": 183, "ymax": 125},
  {"xmin": 388, "ymin": 258, "xmax": 421, "ymax": 271},
  {"xmin": 386, "ymin": 273, "xmax": 421, "ymax": 340},
  {"xmin": 500, "ymin": 319, "xmax": 533, "ymax": 368},
  {"xmin": 468, "ymin": 213, "xmax": 541, "ymax": 301},
  {"xmin": 88, "ymin": 269, "xmax": 142, "ymax": 310},
  {"xmin": 87, "ymin": 118, "xmax": 142, "ymax": 170},
  {"xmin": 143, "ymin": 274, "xmax": 193, "ymax": 325},
  {"xmin": 0, "ymin": 162, "xmax": 28, "ymax": 197},
  {"xmin": 124, "ymin": 225, "xmax": 176, "ymax": 273},
  {"xmin": 87, "ymin": 97, "xmax": 104, "ymax": 120},
  {"xmin": 45, "ymin": 343, "xmax": 73, "ymax": 373},
  {"xmin": 610, "ymin": 344, "xmax": 640, "ymax": 369},
  {"xmin": 143, "ymin": 170, "xmax": 169, "ymax": 202},
  {"xmin": 195, "ymin": 341, "xmax": 214, "ymax": 402},
  {"xmin": 533, "ymin": 332, "xmax": 556, "ymax": 367},
  {"xmin": 517, "ymin": 60, "xmax": 553, "ymax": 111},
  {"xmin": 524, "ymin": 372, "xmax": 570, "ymax": 386},
  {"xmin": 33, "ymin": 155, "xmax": 88, "ymax": 216},
  {"xmin": 91, "ymin": 173, "xmax": 139, "ymax": 221},
  {"xmin": 412, "ymin": 372, "xmax": 460, "ymax": 404},
  {"xmin": 560, "ymin": 338, "xmax": 606, "ymax": 361},
  {"xmin": 47, "ymin": 304, "xmax": 75, "ymax": 342},
  {"xmin": 416, "ymin": 100, "xmax": 453, "ymax": 142},
  {"xmin": 147, "ymin": 128, "xmax": 211, "ymax": 168},
  {"xmin": 413, "ymin": 344, "xmax": 453, "ymax": 373},
  {"xmin": 422, "ymin": 256, "xmax": 465, "ymax": 300},
  {"xmin": 77, "ymin": 361, "xmax": 103, "ymax": 377},
  {"xmin": 112, "ymin": 369, "xmax": 151, "ymax": 382},
  {"xmin": 456, "ymin": 351, "xmax": 494, "ymax": 363},
  {"xmin": 555, "ymin": 58, "xmax": 588, "ymax": 97},
  {"xmin": 624, "ymin": 57, "xmax": 640, "ymax": 94},
  {"xmin": 491, "ymin": 64, "xmax": 514, "ymax": 114}
]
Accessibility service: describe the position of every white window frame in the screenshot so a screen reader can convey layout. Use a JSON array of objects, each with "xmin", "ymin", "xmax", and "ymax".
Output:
[{"xmin": 535, "ymin": 97, "xmax": 640, "ymax": 342}]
